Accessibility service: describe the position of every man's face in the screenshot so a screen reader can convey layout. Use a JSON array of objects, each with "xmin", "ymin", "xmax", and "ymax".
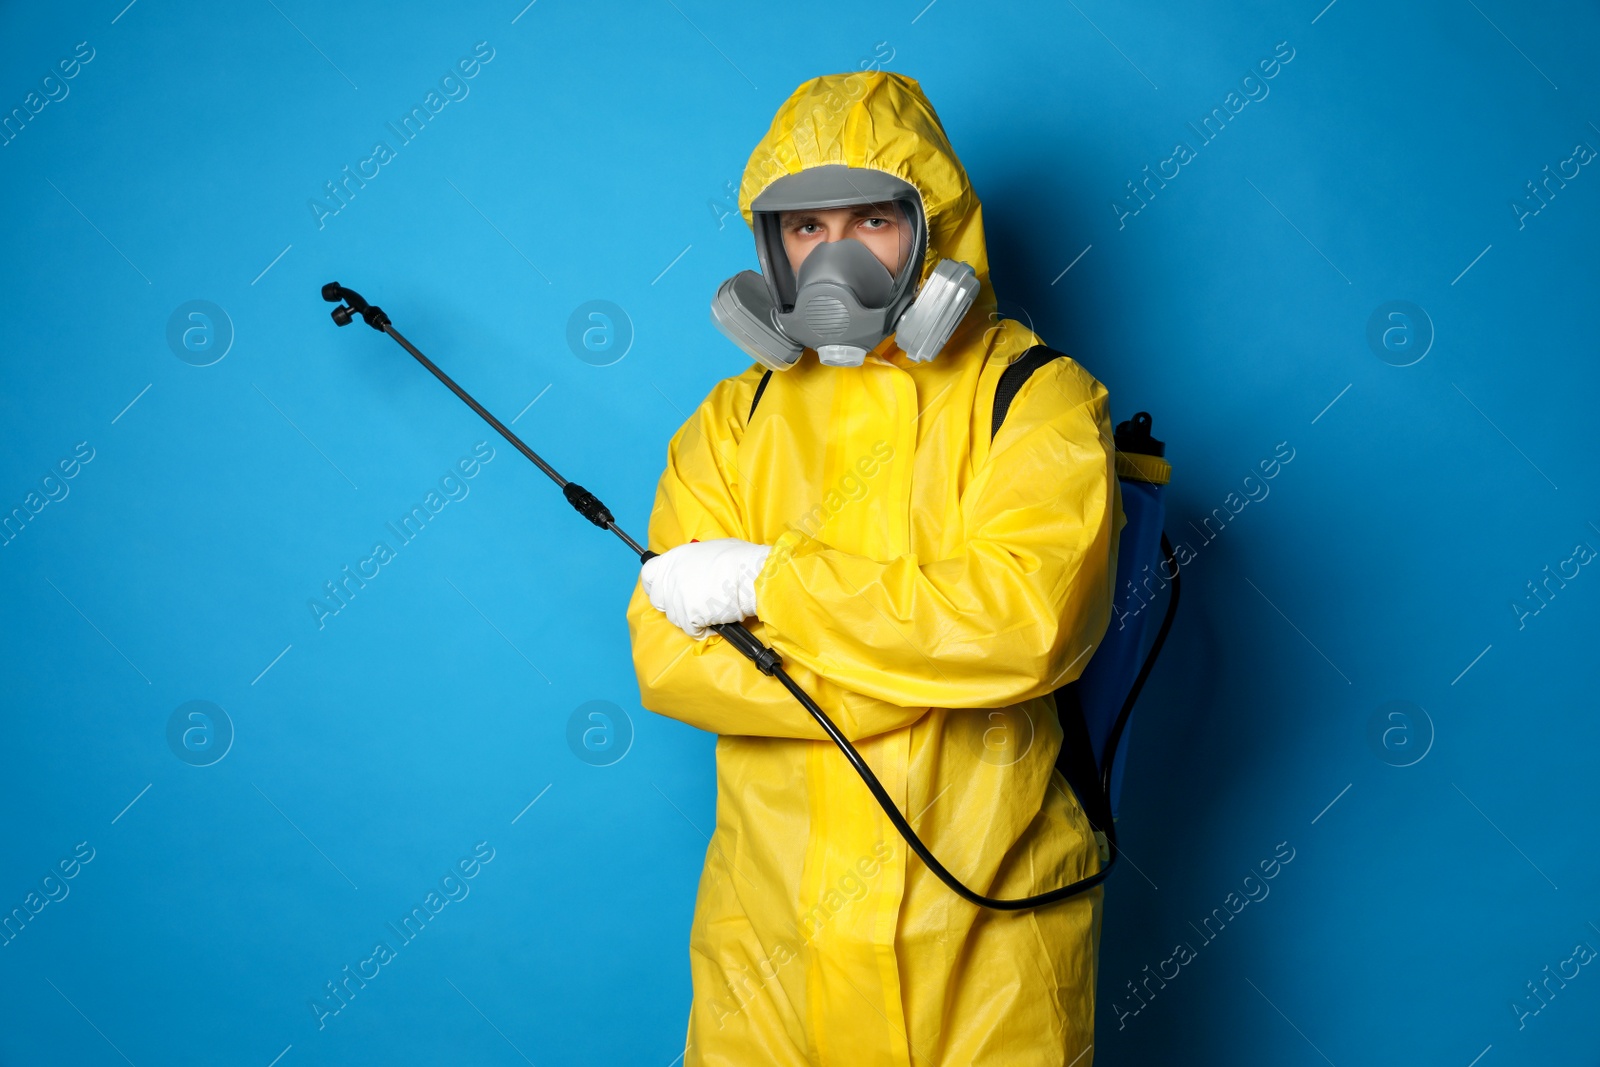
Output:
[{"xmin": 779, "ymin": 201, "xmax": 911, "ymax": 278}]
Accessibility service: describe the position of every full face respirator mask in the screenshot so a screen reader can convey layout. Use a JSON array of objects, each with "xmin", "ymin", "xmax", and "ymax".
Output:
[{"xmin": 711, "ymin": 165, "xmax": 981, "ymax": 371}]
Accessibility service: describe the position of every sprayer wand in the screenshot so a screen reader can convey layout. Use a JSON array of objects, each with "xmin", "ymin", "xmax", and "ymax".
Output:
[
  {"xmin": 321, "ymin": 280, "xmax": 1119, "ymax": 910},
  {"xmin": 321, "ymin": 281, "xmax": 780, "ymax": 673}
]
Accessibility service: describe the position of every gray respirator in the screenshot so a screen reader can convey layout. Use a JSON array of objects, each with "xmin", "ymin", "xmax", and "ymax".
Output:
[{"xmin": 711, "ymin": 165, "xmax": 980, "ymax": 371}]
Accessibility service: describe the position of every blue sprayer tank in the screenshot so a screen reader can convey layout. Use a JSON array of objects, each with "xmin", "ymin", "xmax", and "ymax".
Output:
[{"xmin": 1052, "ymin": 411, "xmax": 1175, "ymax": 853}]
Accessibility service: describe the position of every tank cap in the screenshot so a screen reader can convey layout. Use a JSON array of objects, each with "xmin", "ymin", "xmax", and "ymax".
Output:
[{"xmin": 1114, "ymin": 411, "xmax": 1164, "ymax": 457}]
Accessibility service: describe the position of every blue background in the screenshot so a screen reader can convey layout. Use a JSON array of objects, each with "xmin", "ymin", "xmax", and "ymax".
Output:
[{"xmin": 2, "ymin": 1, "xmax": 1596, "ymax": 1064}]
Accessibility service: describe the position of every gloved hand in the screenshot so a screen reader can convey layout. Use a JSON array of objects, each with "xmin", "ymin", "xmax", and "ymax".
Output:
[{"xmin": 640, "ymin": 538, "xmax": 773, "ymax": 639}]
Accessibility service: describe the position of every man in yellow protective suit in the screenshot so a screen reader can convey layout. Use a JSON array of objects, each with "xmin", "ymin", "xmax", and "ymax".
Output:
[{"xmin": 627, "ymin": 71, "xmax": 1123, "ymax": 1067}]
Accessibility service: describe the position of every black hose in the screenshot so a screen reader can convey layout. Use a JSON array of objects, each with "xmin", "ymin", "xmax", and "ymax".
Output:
[
  {"xmin": 323, "ymin": 281, "xmax": 1179, "ymax": 912},
  {"xmin": 773, "ymin": 663, "xmax": 1116, "ymax": 910}
]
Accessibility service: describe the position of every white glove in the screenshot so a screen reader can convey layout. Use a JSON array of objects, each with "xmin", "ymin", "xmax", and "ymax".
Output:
[{"xmin": 640, "ymin": 538, "xmax": 772, "ymax": 639}]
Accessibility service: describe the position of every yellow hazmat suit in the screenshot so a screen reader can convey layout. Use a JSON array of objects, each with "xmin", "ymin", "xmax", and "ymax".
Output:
[{"xmin": 627, "ymin": 71, "xmax": 1124, "ymax": 1067}]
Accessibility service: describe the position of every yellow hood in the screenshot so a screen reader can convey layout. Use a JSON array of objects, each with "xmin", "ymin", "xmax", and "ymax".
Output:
[{"xmin": 738, "ymin": 71, "xmax": 996, "ymax": 313}]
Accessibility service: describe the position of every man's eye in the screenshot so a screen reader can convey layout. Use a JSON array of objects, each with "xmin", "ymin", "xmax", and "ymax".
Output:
[{"xmin": 859, "ymin": 217, "xmax": 890, "ymax": 230}]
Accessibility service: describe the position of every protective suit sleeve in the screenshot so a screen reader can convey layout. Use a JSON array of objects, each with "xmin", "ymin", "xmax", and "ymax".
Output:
[
  {"xmin": 627, "ymin": 371, "xmax": 935, "ymax": 742},
  {"xmin": 753, "ymin": 358, "xmax": 1121, "ymax": 711}
]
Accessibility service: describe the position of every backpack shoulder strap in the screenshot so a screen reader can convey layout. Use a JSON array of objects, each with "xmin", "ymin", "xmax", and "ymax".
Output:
[
  {"xmin": 748, "ymin": 368, "xmax": 774, "ymax": 423},
  {"xmin": 992, "ymin": 344, "xmax": 1113, "ymax": 852},
  {"xmin": 991, "ymin": 345, "xmax": 1068, "ymax": 440}
]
